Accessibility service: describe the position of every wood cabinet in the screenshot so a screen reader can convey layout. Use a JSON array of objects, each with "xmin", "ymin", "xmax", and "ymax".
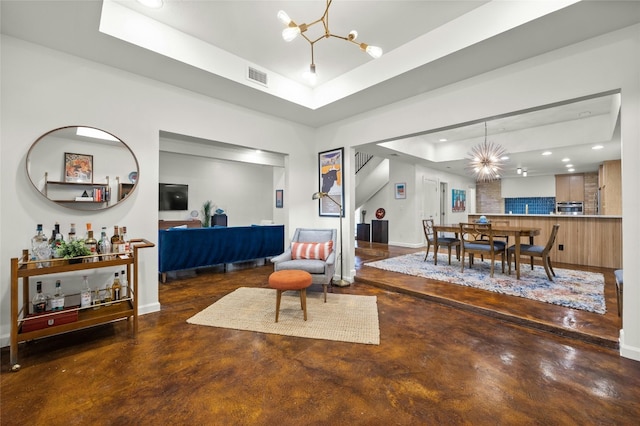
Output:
[
  {"xmin": 555, "ymin": 173, "xmax": 584, "ymax": 202},
  {"xmin": 9, "ymin": 239, "xmax": 153, "ymax": 371},
  {"xmin": 372, "ymin": 220, "xmax": 388, "ymax": 243},
  {"xmin": 599, "ymin": 160, "xmax": 621, "ymax": 215},
  {"xmin": 356, "ymin": 223, "xmax": 371, "ymax": 242}
]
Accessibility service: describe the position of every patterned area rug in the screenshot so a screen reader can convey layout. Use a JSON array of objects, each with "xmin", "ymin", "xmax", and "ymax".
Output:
[
  {"xmin": 366, "ymin": 252, "xmax": 606, "ymax": 314},
  {"xmin": 187, "ymin": 287, "xmax": 380, "ymax": 344}
]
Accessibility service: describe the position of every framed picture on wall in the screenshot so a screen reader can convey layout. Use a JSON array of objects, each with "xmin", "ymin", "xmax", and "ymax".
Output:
[
  {"xmin": 275, "ymin": 189, "xmax": 283, "ymax": 208},
  {"xmin": 64, "ymin": 152, "xmax": 93, "ymax": 183},
  {"xmin": 452, "ymin": 189, "xmax": 466, "ymax": 212},
  {"xmin": 395, "ymin": 183, "xmax": 406, "ymax": 199},
  {"xmin": 318, "ymin": 147, "xmax": 344, "ymax": 217}
]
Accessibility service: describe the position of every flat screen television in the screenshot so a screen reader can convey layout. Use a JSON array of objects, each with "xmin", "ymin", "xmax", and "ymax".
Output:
[{"xmin": 159, "ymin": 183, "xmax": 188, "ymax": 211}]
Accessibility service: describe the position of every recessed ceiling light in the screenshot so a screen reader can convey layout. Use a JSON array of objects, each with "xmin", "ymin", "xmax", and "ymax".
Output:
[
  {"xmin": 501, "ymin": 156, "xmax": 509, "ymax": 160},
  {"xmin": 439, "ymin": 138, "xmax": 447, "ymax": 142},
  {"xmin": 562, "ymin": 158, "xmax": 570, "ymax": 162},
  {"xmin": 255, "ymin": 150, "xmax": 262, "ymax": 154},
  {"xmin": 568, "ymin": 168, "xmax": 575, "ymax": 172},
  {"xmin": 566, "ymin": 164, "xmax": 573, "ymax": 168},
  {"xmin": 592, "ymin": 145, "xmax": 604, "ymax": 150},
  {"xmin": 542, "ymin": 151, "xmax": 552, "ymax": 156},
  {"xmin": 137, "ymin": 0, "xmax": 163, "ymax": 8}
]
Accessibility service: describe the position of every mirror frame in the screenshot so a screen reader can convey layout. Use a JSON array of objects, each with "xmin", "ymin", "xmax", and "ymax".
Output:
[{"xmin": 26, "ymin": 126, "xmax": 139, "ymax": 211}]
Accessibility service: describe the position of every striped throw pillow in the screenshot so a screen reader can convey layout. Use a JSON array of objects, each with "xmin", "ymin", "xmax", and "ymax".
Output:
[{"xmin": 291, "ymin": 241, "xmax": 333, "ymax": 260}]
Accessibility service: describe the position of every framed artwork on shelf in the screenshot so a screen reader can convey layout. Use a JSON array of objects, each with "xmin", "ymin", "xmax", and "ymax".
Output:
[
  {"xmin": 275, "ymin": 189, "xmax": 283, "ymax": 208},
  {"xmin": 318, "ymin": 147, "xmax": 344, "ymax": 217},
  {"xmin": 395, "ymin": 182, "xmax": 406, "ymax": 199},
  {"xmin": 64, "ymin": 153, "xmax": 93, "ymax": 183},
  {"xmin": 452, "ymin": 189, "xmax": 466, "ymax": 212}
]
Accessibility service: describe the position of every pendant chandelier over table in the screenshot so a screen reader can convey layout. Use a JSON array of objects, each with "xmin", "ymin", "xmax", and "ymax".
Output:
[{"xmin": 467, "ymin": 122, "xmax": 508, "ymax": 182}]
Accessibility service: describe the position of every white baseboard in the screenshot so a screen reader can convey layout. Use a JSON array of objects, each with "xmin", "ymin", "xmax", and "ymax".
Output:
[
  {"xmin": 387, "ymin": 241, "xmax": 424, "ymax": 249},
  {"xmin": 619, "ymin": 330, "xmax": 640, "ymax": 362},
  {"xmin": 139, "ymin": 302, "xmax": 161, "ymax": 315}
]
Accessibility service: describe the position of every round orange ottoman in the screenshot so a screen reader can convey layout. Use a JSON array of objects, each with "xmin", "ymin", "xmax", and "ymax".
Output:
[{"xmin": 268, "ymin": 270, "xmax": 313, "ymax": 322}]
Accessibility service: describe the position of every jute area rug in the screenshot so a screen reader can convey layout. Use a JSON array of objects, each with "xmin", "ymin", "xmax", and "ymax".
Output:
[
  {"xmin": 187, "ymin": 287, "xmax": 380, "ymax": 345},
  {"xmin": 366, "ymin": 252, "xmax": 606, "ymax": 314}
]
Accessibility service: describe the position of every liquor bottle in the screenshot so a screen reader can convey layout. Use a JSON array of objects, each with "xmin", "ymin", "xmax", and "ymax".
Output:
[
  {"xmin": 51, "ymin": 280, "xmax": 65, "ymax": 311},
  {"xmin": 121, "ymin": 226, "xmax": 130, "ymax": 252},
  {"xmin": 68, "ymin": 223, "xmax": 77, "ymax": 242},
  {"xmin": 52, "ymin": 233, "xmax": 64, "ymax": 259},
  {"xmin": 111, "ymin": 226, "xmax": 122, "ymax": 254},
  {"xmin": 120, "ymin": 269, "xmax": 128, "ymax": 299},
  {"xmin": 103, "ymin": 284, "xmax": 112, "ymax": 306},
  {"xmin": 98, "ymin": 227, "xmax": 112, "ymax": 260},
  {"xmin": 31, "ymin": 224, "xmax": 51, "ymax": 268},
  {"xmin": 80, "ymin": 276, "xmax": 92, "ymax": 308},
  {"xmin": 48, "ymin": 223, "xmax": 59, "ymax": 247},
  {"xmin": 112, "ymin": 272, "xmax": 122, "ymax": 302},
  {"xmin": 85, "ymin": 229, "xmax": 98, "ymax": 261},
  {"xmin": 92, "ymin": 288, "xmax": 101, "ymax": 310},
  {"xmin": 32, "ymin": 281, "xmax": 47, "ymax": 313},
  {"xmin": 84, "ymin": 222, "xmax": 92, "ymax": 240}
]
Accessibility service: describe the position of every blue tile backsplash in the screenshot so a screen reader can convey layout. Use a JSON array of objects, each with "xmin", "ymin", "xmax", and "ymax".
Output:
[{"xmin": 504, "ymin": 197, "xmax": 555, "ymax": 215}]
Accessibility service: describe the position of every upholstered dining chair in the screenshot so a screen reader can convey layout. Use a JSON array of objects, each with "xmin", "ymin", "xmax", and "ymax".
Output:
[
  {"xmin": 507, "ymin": 224, "xmax": 560, "ymax": 281},
  {"xmin": 270, "ymin": 228, "xmax": 336, "ymax": 302},
  {"xmin": 422, "ymin": 219, "xmax": 460, "ymax": 265},
  {"xmin": 459, "ymin": 222, "xmax": 506, "ymax": 277},
  {"xmin": 477, "ymin": 219, "xmax": 509, "ymax": 262}
]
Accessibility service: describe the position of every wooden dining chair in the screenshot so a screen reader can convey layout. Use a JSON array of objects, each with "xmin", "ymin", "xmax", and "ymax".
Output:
[
  {"xmin": 478, "ymin": 219, "xmax": 509, "ymax": 261},
  {"xmin": 507, "ymin": 224, "xmax": 560, "ymax": 281},
  {"xmin": 422, "ymin": 219, "xmax": 460, "ymax": 265},
  {"xmin": 459, "ymin": 222, "xmax": 506, "ymax": 277}
]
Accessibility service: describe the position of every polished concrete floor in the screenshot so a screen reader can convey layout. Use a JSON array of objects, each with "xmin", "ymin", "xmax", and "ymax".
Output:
[{"xmin": 2, "ymin": 245, "xmax": 639, "ymax": 425}]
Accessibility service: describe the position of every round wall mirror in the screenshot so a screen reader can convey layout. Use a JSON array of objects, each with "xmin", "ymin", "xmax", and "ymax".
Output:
[{"xmin": 26, "ymin": 126, "xmax": 139, "ymax": 211}]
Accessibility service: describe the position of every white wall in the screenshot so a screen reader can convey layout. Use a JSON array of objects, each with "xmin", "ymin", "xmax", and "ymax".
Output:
[
  {"xmin": 0, "ymin": 36, "xmax": 316, "ymax": 346},
  {"xmin": 315, "ymin": 25, "xmax": 640, "ymax": 361},
  {"xmin": 501, "ymin": 176, "xmax": 555, "ymax": 198},
  {"xmin": 159, "ymin": 151, "xmax": 276, "ymax": 226}
]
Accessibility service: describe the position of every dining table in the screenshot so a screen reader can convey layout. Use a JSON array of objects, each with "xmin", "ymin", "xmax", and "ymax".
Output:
[{"xmin": 433, "ymin": 223, "xmax": 541, "ymax": 280}]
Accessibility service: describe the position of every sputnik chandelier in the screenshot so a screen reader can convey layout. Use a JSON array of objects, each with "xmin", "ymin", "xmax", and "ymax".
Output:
[
  {"xmin": 277, "ymin": 0, "xmax": 383, "ymax": 84},
  {"xmin": 467, "ymin": 122, "xmax": 508, "ymax": 182}
]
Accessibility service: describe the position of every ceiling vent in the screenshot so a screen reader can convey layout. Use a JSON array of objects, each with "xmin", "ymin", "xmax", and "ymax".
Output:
[{"xmin": 247, "ymin": 66, "xmax": 268, "ymax": 87}]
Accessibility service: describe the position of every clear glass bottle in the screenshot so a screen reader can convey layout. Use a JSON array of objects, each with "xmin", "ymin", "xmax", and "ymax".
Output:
[
  {"xmin": 120, "ymin": 269, "xmax": 128, "ymax": 299},
  {"xmin": 32, "ymin": 281, "xmax": 47, "ymax": 314},
  {"xmin": 51, "ymin": 280, "xmax": 65, "ymax": 311},
  {"xmin": 112, "ymin": 272, "xmax": 122, "ymax": 302},
  {"xmin": 85, "ymin": 230, "xmax": 98, "ymax": 261},
  {"xmin": 103, "ymin": 284, "xmax": 112, "ymax": 306},
  {"xmin": 92, "ymin": 288, "xmax": 101, "ymax": 310},
  {"xmin": 52, "ymin": 233, "xmax": 64, "ymax": 259},
  {"xmin": 111, "ymin": 226, "xmax": 121, "ymax": 254},
  {"xmin": 80, "ymin": 276, "xmax": 92, "ymax": 308},
  {"xmin": 98, "ymin": 226, "xmax": 112, "ymax": 260},
  {"xmin": 31, "ymin": 224, "xmax": 51, "ymax": 268}
]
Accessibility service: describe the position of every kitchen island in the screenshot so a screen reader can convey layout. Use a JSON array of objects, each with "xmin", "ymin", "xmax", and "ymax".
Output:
[{"xmin": 468, "ymin": 214, "xmax": 621, "ymax": 269}]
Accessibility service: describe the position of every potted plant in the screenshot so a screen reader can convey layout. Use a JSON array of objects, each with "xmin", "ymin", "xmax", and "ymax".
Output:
[
  {"xmin": 202, "ymin": 200, "xmax": 213, "ymax": 227},
  {"xmin": 56, "ymin": 239, "xmax": 92, "ymax": 263}
]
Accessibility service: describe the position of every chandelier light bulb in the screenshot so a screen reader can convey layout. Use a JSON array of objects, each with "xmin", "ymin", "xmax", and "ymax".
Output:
[
  {"xmin": 282, "ymin": 26, "xmax": 301, "ymax": 42},
  {"xmin": 277, "ymin": 10, "xmax": 292, "ymax": 25},
  {"xmin": 360, "ymin": 43, "xmax": 383, "ymax": 58},
  {"xmin": 348, "ymin": 30, "xmax": 358, "ymax": 41},
  {"xmin": 303, "ymin": 64, "xmax": 317, "ymax": 85}
]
